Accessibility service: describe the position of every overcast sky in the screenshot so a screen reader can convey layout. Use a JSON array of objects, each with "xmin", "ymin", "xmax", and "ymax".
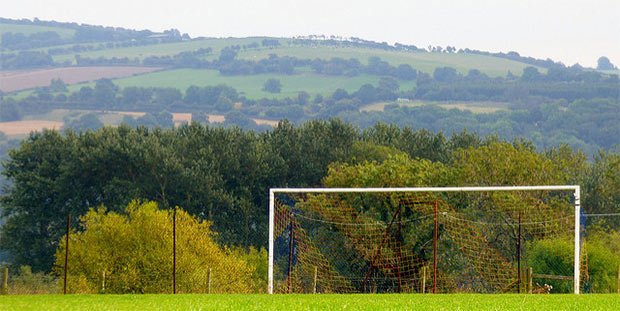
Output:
[{"xmin": 3, "ymin": 0, "xmax": 619, "ymax": 68}]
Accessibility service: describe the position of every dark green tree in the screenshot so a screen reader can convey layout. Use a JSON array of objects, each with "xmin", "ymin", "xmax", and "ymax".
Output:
[{"xmin": 262, "ymin": 79, "xmax": 282, "ymax": 93}]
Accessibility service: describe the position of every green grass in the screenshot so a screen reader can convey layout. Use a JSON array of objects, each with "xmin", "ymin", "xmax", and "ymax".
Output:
[
  {"xmin": 238, "ymin": 46, "xmax": 541, "ymax": 77},
  {"xmin": 50, "ymin": 37, "xmax": 277, "ymax": 64},
  {"xmin": 0, "ymin": 294, "xmax": 618, "ymax": 311},
  {"xmin": 44, "ymin": 37, "xmax": 540, "ymax": 77},
  {"xmin": 92, "ymin": 68, "xmax": 416, "ymax": 99},
  {"xmin": 0, "ymin": 23, "xmax": 76, "ymax": 40}
]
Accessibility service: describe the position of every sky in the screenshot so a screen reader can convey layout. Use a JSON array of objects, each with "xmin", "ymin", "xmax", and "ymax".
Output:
[{"xmin": 2, "ymin": 0, "xmax": 619, "ymax": 68}]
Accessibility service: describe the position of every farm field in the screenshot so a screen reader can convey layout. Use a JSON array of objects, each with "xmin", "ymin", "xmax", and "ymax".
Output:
[
  {"xmin": 0, "ymin": 22, "xmax": 76, "ymax": 39},
  {"xmin": 96, "ymin": 68, "xmax": 415, "ymax": 99},
  {"xmin": 238, "ymin": 46, "xmax": 542, "ymax": 77},
  {"xmin": 0, "ymin": 120, "xmax": 63, "ymax": 136},
  {"xmin": 49, "ymin": 37, "xmax": 274, "ymax": 64},
  {"xmin": 0, "ymin": 66, "xmax": 161, "ymax": 92},
  {"xmin": 0, "ymin": 294, "xmax": 617, "ymax": 311},
  {"xmin": 360, "ymin": 100, "xmax": 511, "ymax": 113}
]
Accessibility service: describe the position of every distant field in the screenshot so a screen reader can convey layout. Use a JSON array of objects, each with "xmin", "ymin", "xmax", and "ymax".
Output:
[
  {"xmin": 100, "ymin": 68, "xmax": 416, "ymax": 99},
  {"xmin": 0, "ymin": 294, "xmax": 618, "ymax": 311},
  {"xmin": 238, "ymin": 46, "xmax": 541, "ymax": 77},
  {"xmin": 0, "ymin": 23, "xmax": 76, "ymax": 39},
  {"xmin": 43, "ymin": 37, "xmax": 541, "ymax": 77},
  {"xmin": 0, "ymin": 120, "xmax": 63, "ymax": 136},
  {"xmin": 0, "ymin": 66, "xmax": 161, "ymax": 92},
  {"xmin": 360, "ymin": 100, "xmax": 510, "ymax": 114},
  {"xmin": 50, "ymin": 37, "xmax": 276, "ymax": 64}
]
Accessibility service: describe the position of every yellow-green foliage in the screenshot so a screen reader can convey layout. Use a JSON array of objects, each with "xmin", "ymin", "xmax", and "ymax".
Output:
[
  {"xmin": 324, "ymin": 153, "xmax": 453, "ymax": 187},
  {"xmin": 454, "ymin": 142, "xmax": 570, "ymax": 186},
  {"xmin": 54, "ymin": 201, "xmax": 257, "ymax": 294}
]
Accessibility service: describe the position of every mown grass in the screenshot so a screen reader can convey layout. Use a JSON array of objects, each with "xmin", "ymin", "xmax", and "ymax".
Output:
[
  {"xmin": 1, "ymin": 294, "xmax": 618, "ymax": 311},
  {"xmin": 0, "ymin": 23, "xmax": 76, "ymax": 40}
]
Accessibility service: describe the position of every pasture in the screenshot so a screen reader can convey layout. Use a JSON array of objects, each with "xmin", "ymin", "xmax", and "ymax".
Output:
[
  {"xmin": 50, "ymin": 37, "xmax": 272, "ymax": 64},
  {"xmin": 43, "ymin": 37, "xmax": 540, "ymax": 77},
  {"xmin": 237, "ymin": 46, "xmax": 541, "ymax": 77},
  {"xmin": 0, "ymin": 23, "xmax": 76, "ymax": 39},
  {"xmin": 98, "ymin": 68, "xmax": 415, "ymax": 99},
  {"xmin": 0, "ymin": 294, "xmax": 617, "ymax": 311}
]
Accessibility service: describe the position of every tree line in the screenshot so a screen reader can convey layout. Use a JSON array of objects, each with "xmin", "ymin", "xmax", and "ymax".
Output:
[{"xmin": 1, "ymin": 120, "xmax": 619, "ymax": 274}]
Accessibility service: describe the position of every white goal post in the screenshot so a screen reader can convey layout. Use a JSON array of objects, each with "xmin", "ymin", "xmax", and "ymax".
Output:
[{"xmin": 268, "ymin": 185, "xmax": 581, "ymax": 294}]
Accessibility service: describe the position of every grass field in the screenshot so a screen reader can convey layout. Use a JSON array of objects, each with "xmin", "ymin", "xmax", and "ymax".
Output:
[
  {"xmin": 237, "ymin": 46, "xmax": 542, "ymax": 77},
  {"xmin": 89, "ymin": 68, "xmax": 416, "ymax": 99},
  {"xmin": 50, "ymin": 37, "xmax": 275, "ymax": 64},
  {"xmin": 0, "ymin": 23, "xmax": 76, "ymax": 40},
  {"xmin": 0, "ymin": 294, "xmax": 618, "ymax": 311},
  {"xmin": 360, "ymin": 101, "xmax": 510, "ymax": 114},
  {"xmin": 44, "ymin": 37, "xmax": 540, "ymax": 77}
]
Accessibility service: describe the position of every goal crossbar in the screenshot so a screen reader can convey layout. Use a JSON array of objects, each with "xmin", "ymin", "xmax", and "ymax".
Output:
[{"xmin": 268, "ymin": 185, "xmax": 581, "ymax": 294}]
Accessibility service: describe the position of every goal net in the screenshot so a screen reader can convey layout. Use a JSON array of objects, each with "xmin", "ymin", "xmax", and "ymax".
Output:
[{"xmin": 268, "ymin": 186, "xmax": 581, "ymax": 294}]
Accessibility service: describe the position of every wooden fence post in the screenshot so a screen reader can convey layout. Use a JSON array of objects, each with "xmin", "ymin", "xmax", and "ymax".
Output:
[
  {"xmin": 207, "ymin": 268, "xmax": 212, "ymax": 294},
  {"xmin": 1, "ymin": 266, "xmax": 8, "ymax": 295},
  {"xmin": 421, "ymin": 266, "xmax": 427, "ymax": 294},
  {"xmin": 617, "ymin": 264, "xmax": 619, "ymax": 294},
  {"xmin": 313, "ymin": 266, "xmax": 318, "ymax": 294},
  {"xmin": 528, "ymin": 267, "xmax": 533, "ymax": 294}
]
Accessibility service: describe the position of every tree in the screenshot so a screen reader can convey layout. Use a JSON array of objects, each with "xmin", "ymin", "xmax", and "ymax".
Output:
[
  {"xmin": 64, "ymin": 113, "xmax": 104, "ymax": 131},
  {"xmin": 597, "ymin": 56, "xmax": 617, "ymax": 70},
  {"xmin": 54, "ymin": 201, "xmax": 260, "ymax": 293},
  {"xmin": 262, "ymin": 78, "xmax": 282, "ymax": 93},
  {"xmin": 433, "ymin": 66, "xmax": 460, "ymax": 82},
  {"xmin": 0, "ymin": 99, "xmax": 21, "ymax": 121},
  {"xmin": 520, "ymin": 66, "xmax": 542, "ymax": 82},
  {"xmin": 378, "ymin": 76, "xmax": 400, "ymax": 92},
  {"xmin": 49, "ymin": 78, "xmax": 67, "ymax": 92},
  {"xmin": 93, "ymin": 79, "xmax": 118, "ymax": 107}
]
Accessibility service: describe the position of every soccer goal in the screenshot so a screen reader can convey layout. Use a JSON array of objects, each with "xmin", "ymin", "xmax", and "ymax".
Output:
[{"xmin": 268, "ymin": 186, "xmax": 581, "ymax": 294}]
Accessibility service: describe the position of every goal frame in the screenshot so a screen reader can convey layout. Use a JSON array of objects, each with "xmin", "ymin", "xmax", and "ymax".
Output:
[{"xmin": 268, "ymin": 185, "xmax": 581, "ymax": 294}]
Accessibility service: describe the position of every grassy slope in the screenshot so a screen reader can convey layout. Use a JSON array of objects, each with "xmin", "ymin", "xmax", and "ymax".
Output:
[
  {"xmin": 1, "ymin": 294, "xmax": 617, "ymax": 311},
  {"xmin": 50, "ymin": 37, "xmax": 273, "ymax": 64},
  {"xmin": 0, "ymin": 23, "xmax": 76, "ymax": 39},
  {"xmin": 42, "ymin": 37, "xmax": 540, "ymax": 77},
  {"xmin": 238, "ymin": 46, "xmax": 540, "ymax": 77},
  {"xmin": 65, "ymin": 68, "xmax": 417, "ymax": 99}
]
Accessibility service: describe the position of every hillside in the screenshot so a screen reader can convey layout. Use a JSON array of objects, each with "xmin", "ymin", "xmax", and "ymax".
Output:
[{"xmin": 0, "ymin": 18, "xmax": 618, "ymax": 155}]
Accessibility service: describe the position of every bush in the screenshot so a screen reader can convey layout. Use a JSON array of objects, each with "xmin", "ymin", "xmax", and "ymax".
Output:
[
  {"xmin": 54, "ymin": 201, "xmax": 259, "ymax": 293},
  {"xmin": 7, "ymin": 266, "xmax": 58, "ymax": 294},
  {"xmin": 526, "ymin": 233, "xmax": 620, "ymax": 293}
]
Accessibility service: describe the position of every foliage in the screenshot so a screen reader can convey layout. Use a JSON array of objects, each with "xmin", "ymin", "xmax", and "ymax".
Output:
[
  {"xmin": 526, "ymin": 232, "xmax": 620, "ymax": 293},
  {"xmin": 5, "ymin": 265, "xmax": 58, "ymax": 294},
  {"xmin": 453, "ymin": 141, "xmax": 570, "ymax": 186},
  {"xmin": 262, "ymin": 78, "xmax": 282, "ymax": 93},
  {"xmin": 53, "ymin": 201, "xmax": 257, "ymax": 294},
  {"xmin": 324, "ymin": 153, "xmax": 453, "ymax": 188}
]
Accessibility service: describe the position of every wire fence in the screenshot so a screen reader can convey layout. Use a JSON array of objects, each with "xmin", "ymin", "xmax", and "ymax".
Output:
[{"xmin": 0, "ymin": 213, "xmax": 619, "ymax": 295}]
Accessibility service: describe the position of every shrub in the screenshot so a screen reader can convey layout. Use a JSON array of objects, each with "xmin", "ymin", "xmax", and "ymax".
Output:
[{"xmin": 54, "ymin": 201, "xmax": 258, "ymax": 293}]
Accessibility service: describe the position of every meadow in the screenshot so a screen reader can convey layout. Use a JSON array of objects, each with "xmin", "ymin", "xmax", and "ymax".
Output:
[
  {"xmin": 237, "ymin": 46, "xmax": 541, "ymax": 77},
  {"xmin": 1, "ymin": 294, "xmax": 618, "ymax": 311},
  {"xmin": 0, "ymin": 23, "xmax": 76, "ymax": 39},
  {"xmin": 49, "ymin": 37, "xmax": 272, "ymax": 64},
  {"xmin": 85, "ymin": 68, "xmax": 417, "ymax": 99}
]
